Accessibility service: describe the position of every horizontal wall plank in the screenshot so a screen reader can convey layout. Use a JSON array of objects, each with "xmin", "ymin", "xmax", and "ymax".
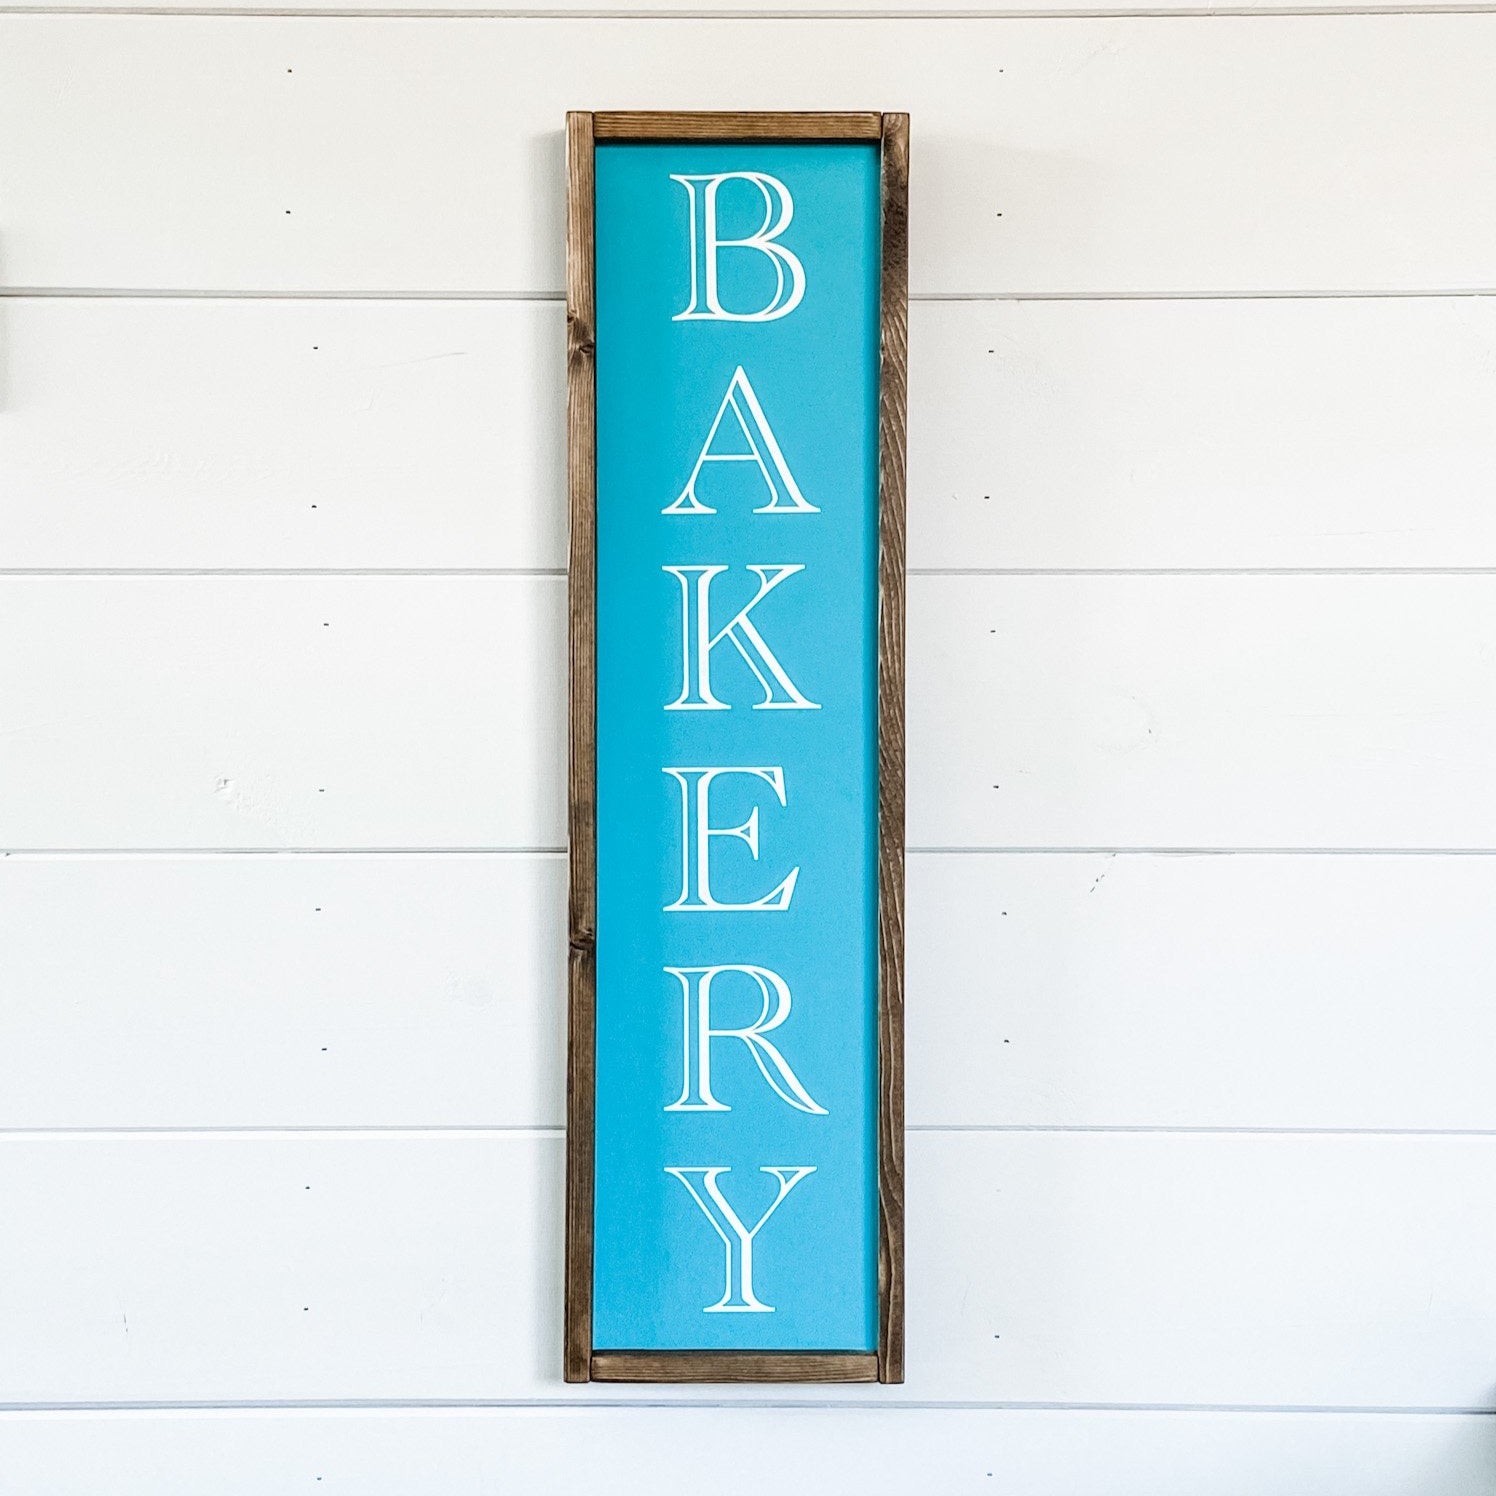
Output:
[
  {"xmin": 10, "ymin": 0, "xmax": 1481, "ymax": 12},
  {"xmin": 8, "ymin": 296, "xmax": 1496, "ymax": 571},
  {"xmin": 913, "ymin": 296, "xmax": 1496, "ymax": 571},
  {"xmin": 1, "ymin": 17, "xmax": 1493, "ymax": 293},
  {"xmin": 3, "ymin": 1132, "xmax": 1495, "ymax": 1405},
  {"xmin": 8, "ymin": 852, "xmax": 1496, "ymax": 1132},
  {"xmin": 0, "ymin": 855, "xmax": 567, "ymax": 1131},
  {"xmin": 908, "ymin": 573, "xmax": 1496, "ymax": 849},
  {"xmin": 6, "ymin": 575, "xmax": 1496, "ymax": 850},
  {"xmin": 913, "ymin": 851, "xmax": 1496, "ymax": 1129},
  {"xmin": 0, "ymin": 298, "xmax": 566, "ymax": 573},
  {"xmin": 0, "ymin": 576, "xmax": 566, "ymax": 850},
  {"xmin": 5, "ymin": 1408, "xmax": 1495, "ymax": 1496}
]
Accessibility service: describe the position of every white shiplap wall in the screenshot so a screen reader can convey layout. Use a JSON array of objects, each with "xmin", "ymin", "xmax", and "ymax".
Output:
[{"xmin": 4, "ymin": 6, "xmax": 1496, "ymax": 1491}]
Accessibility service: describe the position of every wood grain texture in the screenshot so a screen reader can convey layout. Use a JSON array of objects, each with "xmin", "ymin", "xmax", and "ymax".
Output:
[
  {"xmin": 563, "ymin": 109, "xmax": 597, "ymax": 1386},
  {"xmin": 593, "ymin": 111, "xmax": 883, "ymax": 140},
  {"xmin": 876, "ymin": 111, "xmax": 910, "ymax": 1387},
  {"xmin": 563, "ymin": 111, "xmax": 904, "ymax": 1384},
  {"xmin": 590, "ymin": 1352, "xmax": 879, "ymax": 1383}
]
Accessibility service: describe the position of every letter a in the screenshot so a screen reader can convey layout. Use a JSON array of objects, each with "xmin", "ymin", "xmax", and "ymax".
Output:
[
  {"xmin": 665, "ymin": 1165, "xmax": 815, "ymax": 1312},
  {"xmin": 664, "ymin": 367, "xmax": 817, "ymax": 517},
  {"xmin": 665, "ymin": 965, "xmax": 827, "ymax": 1115}
]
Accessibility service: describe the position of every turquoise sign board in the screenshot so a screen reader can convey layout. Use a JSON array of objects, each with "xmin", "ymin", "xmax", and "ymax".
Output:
[{"xmin": 566, "ymin": 113, "xmax": 907, "ymax": 1384}]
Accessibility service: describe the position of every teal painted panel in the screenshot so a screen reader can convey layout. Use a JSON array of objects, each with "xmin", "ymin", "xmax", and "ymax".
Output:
[{"xmin": 593, "ymin": 140, "xmax": 881, "ymax": 1352}]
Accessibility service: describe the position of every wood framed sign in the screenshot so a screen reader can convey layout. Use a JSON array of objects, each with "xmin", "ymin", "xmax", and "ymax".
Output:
[{"xmin": 565, "ymin": 110, "xmax": 908, "ymax": 1385}]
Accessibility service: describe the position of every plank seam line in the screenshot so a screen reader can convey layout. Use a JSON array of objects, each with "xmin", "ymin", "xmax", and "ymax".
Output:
[
  {"xmin": 9, "ymin": 568, "xmax": 1496, "ymax": 578},
  {"xmin": 4, "ymin": 4, "xmax": 1496, "ymax": 14},
  {"xmin": 912, "ymin": 846, "xmax": 1496, "ymax": 856},
  {"xmin": 909, "ymin": 567, "xmax": 1496, "ymax": 577},
  {"xmin": 911, "ymin": 1124, "xmax": 1496, "ymax": 1136},
  {"xmin": 12, "ymin": 847, "xmax": 1496, "ymax": 858},
  {"xmin": 0, "ymin": 847, "xmax": 571, "ymax": 857},
  {"xmin": 3, "ymin": 287, "xmax": 1496, "ymax": 303},
  {"xmin": 0, "ymin": 1400, "xmax": 1491, "ymax": 1416},
  {"xmin": 0, "ymin": 847, "xmax": 578, "ymax": 857},
  {"xmin": 0, "ymin": 1126, "xmax": 572, "ymax": 1139},
  {"xmin": 0, "ymin": 569, "xmax": 569, "ymax": 578},
  {"xmin": 6, "ymin": 1124, "xmax": 1496, "ymax": 1139}
]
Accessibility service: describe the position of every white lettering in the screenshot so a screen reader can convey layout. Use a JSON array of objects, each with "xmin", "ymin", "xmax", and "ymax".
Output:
[
  {"xmin": 665, "ymin": 1165, "xmax": 815, "ymax": 1312},
  {"xmin": 664, "ymin": 564, "xmax": 819, "ymax": 712},
  {"xmin": 664, "ymin": 965, "xmax": 827, "ymax": 1115},
  {"xmin": 663, "ymin": 767, "xmax": 799, "ymax": 913},
  {"xmin": 672, "ymin": 173, "xmax": 806, "ymax": 323},
  {"xmin": 664, "ymin": 367, "xmax": 816, "ymax": 517}
]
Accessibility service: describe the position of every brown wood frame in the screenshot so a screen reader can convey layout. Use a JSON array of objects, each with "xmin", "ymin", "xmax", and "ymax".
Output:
[{"xmin": 565, "ymin": 109, "xmax": 908, "ymax": 1386}]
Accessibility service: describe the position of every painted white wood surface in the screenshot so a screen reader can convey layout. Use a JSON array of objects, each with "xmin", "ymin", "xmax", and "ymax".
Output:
[
  {"xmin": 0, "ymin": 299, "xmax": 566, "ymax": 573},
  {"xmin": 11, "ymin": 0, "xmax": 1477, "ymax": 12},
  {"xmin": 0, "ymin": 576, "xmax": 566, "ymax": 850},
  {"xmin": 5, "ymin": 1409, "xmax": 1494, "ymax": 1496},
  {"xmin": 0, "ymin": 854, "xmax": 567, "ymax": 1131},
  {"xmin": 7, "ymin": 851, "xmax": 1496, "ymax": 1133},
  {"xmin": 2, "ymin": 17, "xmax": 1494, "ymax": 294},
  {"xmin": 4, "ymin": 1131, "xmax": 1495, "ymax": 1407},
  {"xmin": 909, "ymin": 573, "xmax": 1496, "ymax": 850},
  {"xmin": 7, "ymin": 295, "xmax": 1496, "ymax": 572},
  {"xmin": 909, "ymin": 852, "xmax": 1496, "ymax": 1130},
  {"xmin": 913, "ymin": 296, "xmax": 1496, "ymax": 571},
  {"xmin": 6, "ymin": 574, "xmax": 1496, "ymax": 850}
]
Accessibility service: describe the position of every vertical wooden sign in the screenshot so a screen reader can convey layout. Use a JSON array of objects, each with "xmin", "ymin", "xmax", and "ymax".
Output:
[{"xmin": 566, "ymin": 111, "xmax": 907, "ymax": 1385}]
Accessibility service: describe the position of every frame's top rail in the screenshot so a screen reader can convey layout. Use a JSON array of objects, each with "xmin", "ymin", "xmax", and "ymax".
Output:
[{"xmin": 589, "ymin": 111, "xmax": 885, "ymax": 142}]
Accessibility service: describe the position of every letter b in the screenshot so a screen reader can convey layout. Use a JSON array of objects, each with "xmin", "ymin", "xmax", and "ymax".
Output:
[{"xmin": 672, "ymin": 173, "xmax": 806, "ymax": 322}]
